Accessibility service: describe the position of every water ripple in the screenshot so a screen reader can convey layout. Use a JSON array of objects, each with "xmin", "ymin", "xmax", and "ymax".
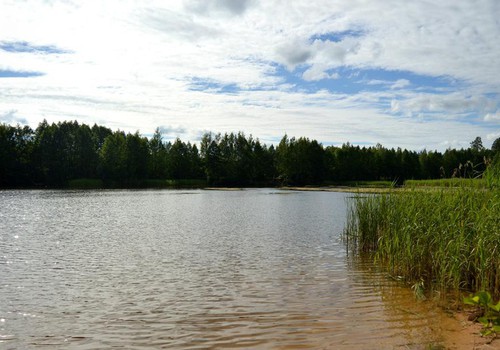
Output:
[{"xmin": 0, "ymin": 189, "xmax": 465, "ymax": 349}]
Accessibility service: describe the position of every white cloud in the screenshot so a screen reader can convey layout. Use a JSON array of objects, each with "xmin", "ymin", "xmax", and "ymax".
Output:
[
  {"xmin": 141, "ymin": 7, "xmax": 222, "ymax": 41},
  {"xmin": 0, "ymin": 109, "xmax": 28, "ymax": 125},
  {"xmin": 0, "ymin": 0, "xmax": 498, "ymax": 151},
  {"xmin": 391, "ymin": 79, "xmax": 410, "ymax": 90},
  {"xmin": 184, "ymin": 0, "xmax": 256, "ymax": 16},
  {"xmin": 302, "ymin": 65, "xmax": 339, "ymax": 81},
  {"xmin": 364, "ymin": 79, "xmax": 410, "ymax": 90},
  {"xmin": 484, "ymin": 111, "xmax": 500, "ymax": 122},
  {"xmin": 391, "ymin": 93, "xmax": 498, "ymax": 117},
  {"xmin": 276, "ymin": 39, "xmax": 313, "ymax": 69},
  {"xmin": 487, "ymin": 132, "xmax": 500, "ymax": 142},
  {"xmin": 366, "ymin": 80, "xmax": 388, "ymax": 86}
]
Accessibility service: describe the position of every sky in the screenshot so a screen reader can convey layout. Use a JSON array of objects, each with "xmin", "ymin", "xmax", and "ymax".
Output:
[{"xmin": 0, "ymin": 0, "xmax": 499, "ymax": 151}]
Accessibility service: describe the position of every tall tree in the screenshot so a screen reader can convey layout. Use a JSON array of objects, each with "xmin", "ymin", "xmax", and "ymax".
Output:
[
  {"xmin": 100, "ymin": 131, "xmax": 128, "ymax": 183},
  {"xmin": 276, "ymin": 136, "xmax": 326, "ymax": 185},
  {"xmin": 492, "ymin": 137, "xmax": 500, "ymax": 153},
  {"xmin": 33, "ymin": 120, "xmax": 67, "ymax": 185},
  {"xmin": 470, "ymin": 136, "xmax": 485, "ymax": 153},
  {"xmin": 168, "ymin": 138, "xmax": 191, "ymax": 180},
  {"xmin": 200, "ymin": 132, "xmax": 223, "ymax": 185},
  {"xmin": 148, "ymin": 127, "xmax": 167, "ymax": 179},
  {"xmin": 126, "ymin": 132, "xmax": 149, "ymax": 181},
  {"xmin": 0, "ymin": 124, "xmax": 34, "ymax": 187}
]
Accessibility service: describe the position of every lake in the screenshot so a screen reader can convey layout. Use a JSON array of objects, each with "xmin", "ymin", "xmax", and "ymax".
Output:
[{"xmin": 0, "ymin": 189, "xmax": 466, "ymax": 349}]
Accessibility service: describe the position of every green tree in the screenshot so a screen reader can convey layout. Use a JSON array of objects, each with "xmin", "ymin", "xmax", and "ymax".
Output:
[
  {"xmin": 187, "ymin": 143, "xmax": 203, "ymax": 179},
  {"xmin": 91, "ymin": 124, "xmax": 113, "ymax": 152},
  {"xmin": 252, "ymin": 140, "xmax": 276, "ymax": 185},
  {"xmin": 148, "ymin": 128, "xmax": 167, "ymax": 179},
  {"xmin": 0, "ymin": 124, "xmax": 34, "ymax": 187},
  {"xmin": 419, "ymin": 150, "xmax": 443, "ymax": 179},
  {"xmin": 100, "ymin": 131, "xmax": 127, "ymax": 183},
  {"xmin": 32, "ymin": 120, "xmax": 66, "ymax": 185},
  {"xmin": 31, "ymin": 120, "xmax": 100, "ymax": 185},
  {"xmin": 401, "ymin": 149, "xmax": 420, "ymax": 180},
  {"xmin": 167, "ymin": 138, "xmax": 191, "ymax": 180},
  {"xmin": 200, "ymin": 132, "xmax": 223, "ymax": 185},
  {"xmin": 492, "ymin": 137, "xmax": 500, "ymax": 153},
  {"xmin": 125, "ymin": 132, "xmax": 150, "ymax": 181},
  {"xmin": 276, "ymin": 135, "xmax": 326, "ymax": 185},
  {"xmin": 73, "ymin": 123, "xmax": 99, "ymax": 179},
  {"xmin": 470, "ymin": 136, "xmax": 485, "ymax": 153}
]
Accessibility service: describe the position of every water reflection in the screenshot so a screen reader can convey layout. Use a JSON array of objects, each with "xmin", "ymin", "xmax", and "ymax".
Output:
[{"xmin": 0, "ymin": 189, "xmax": 463, "ymax": 349}]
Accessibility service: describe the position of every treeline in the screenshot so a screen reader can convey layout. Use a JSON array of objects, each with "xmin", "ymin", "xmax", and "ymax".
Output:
[{"xmin": 0, "ymin": 120, "xmax": 498, "ymax": 188}]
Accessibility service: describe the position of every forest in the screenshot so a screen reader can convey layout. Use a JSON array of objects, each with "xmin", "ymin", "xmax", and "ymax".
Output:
[{"xmin": 0, "ymin": 120, "xmax": 498, "ymax": 188}]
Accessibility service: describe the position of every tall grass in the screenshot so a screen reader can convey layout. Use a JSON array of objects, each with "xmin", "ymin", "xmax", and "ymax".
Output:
[
  {"xmin": 344, "ymin": 186, "xmax": 500, "ymax": 298},
  {"xmin": 484, "ymin": 154, "xmax": 500, "ymax": 189},
  {"xmin": 404, "ymin": 178, "xmax": 488, "ymax": 189},
  {"xmin": 325, "ymin": 180, "xmax": 395, "ymax": 188}
]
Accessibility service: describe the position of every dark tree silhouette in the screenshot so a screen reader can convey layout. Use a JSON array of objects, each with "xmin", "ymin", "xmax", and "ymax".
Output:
[{"xmin": 0, "ymin": 119, "xmax": 494, "ymax": 188}]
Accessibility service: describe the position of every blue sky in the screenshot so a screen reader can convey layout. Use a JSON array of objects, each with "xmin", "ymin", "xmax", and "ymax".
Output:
[{"xmin": 0, "ymin": 0, "xmax": 499, "ymax": 150}]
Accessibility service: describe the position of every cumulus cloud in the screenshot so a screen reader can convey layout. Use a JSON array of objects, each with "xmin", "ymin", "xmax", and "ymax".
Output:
[
  {"xmin": 184, "ymin": 0, "xmax": 256, "ymax": 16},
  {"xmin": 365, "ymin": 79, "xmax": 410, "ymax": 89},
  {"xmin": 0, "ymin": 0, "xmax": 498, "ymax": 151},
  {"xmin": 484, "ymin": 112, "xmax": 500, "ymax": 122},
  {"xmin": 391, "ymin": 79, "xmax": 410, "ymax": 90},
  {"xmin": 487, "ymin": 132, "xmax": 500, "ymax": 142},
  {"xmin": 310, "ymin": 37, "xmax": 357, "ymax": 64},
  {"xmin": 0, "ymin": 110, "xmax": 28, "ymax": 125},
  {"xmin": 391, "ymin": 93, "xmax": 498, "ymax": 117},
  {"xmin": 140, "ymin": 7, "xmax": 221, "ymax": 40},
  {"xmin": 290, "ymin": 33, "xmax": 364, "ymax": 80},
  {"xmin": 276, "ymin": 39, "xmax": 313, "ymax": 69},
  {"xmin": 158, "ymin": 125, "xmax": 188, "ymax": 136},
  {"xmin": 302, "ymin": 65, "xmax": 339, "ymax": 81}
]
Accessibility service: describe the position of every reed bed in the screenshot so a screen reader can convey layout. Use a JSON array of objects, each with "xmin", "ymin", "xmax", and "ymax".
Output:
[
  {"xmin": 344, "ymin": 186, "xmax": 500, "ymax": 298},
  {"xmin": 404, "ymin": 178, "xmax": 488, "ymax": 189}
]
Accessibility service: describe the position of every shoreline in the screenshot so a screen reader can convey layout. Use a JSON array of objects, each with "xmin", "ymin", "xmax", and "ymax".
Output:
[
  {"xmin": 441, "ymin": 310, "xmax": 497, "ymax": 349},
  {"xmin": 279, "ymin": 186, "xmax": 397, "ymax": 193}
]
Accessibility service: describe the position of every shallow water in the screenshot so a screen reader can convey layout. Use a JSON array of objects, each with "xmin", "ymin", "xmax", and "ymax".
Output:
[{"xmin": 0, "ymin": 189, "xmax": 462, "ymax": 349}]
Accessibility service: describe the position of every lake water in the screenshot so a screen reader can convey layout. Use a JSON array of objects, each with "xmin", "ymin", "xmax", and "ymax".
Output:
[{"xmin": 0, "ymin": 189, "xmax": 465, "ymax": 349}]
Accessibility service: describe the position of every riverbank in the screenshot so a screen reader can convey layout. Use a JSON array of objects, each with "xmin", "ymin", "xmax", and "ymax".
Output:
[
  {"xmin": 343, "ymin": 184, "xmax": 500, "ymax": 345},
  {"xmin": 280, "ymin": 185, "xmax": 397, "ymax": 193},
  {"xmin": 345, "ymin": 187, "xmax": 499, "ymax": 294},
  {"xmin": 441, "ymin": 311, "xmax": 497, "ymax": 349}
]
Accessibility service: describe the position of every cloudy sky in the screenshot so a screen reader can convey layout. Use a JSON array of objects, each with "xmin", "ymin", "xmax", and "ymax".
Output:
[{"xmin": 1, "ymin": 0, "xmax": 499, "ymax": 150}]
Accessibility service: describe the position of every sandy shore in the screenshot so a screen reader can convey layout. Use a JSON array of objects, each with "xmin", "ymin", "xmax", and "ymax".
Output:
[{"xmin": 441, "ymin": 311, "xmax": 499, "ymax": 349}]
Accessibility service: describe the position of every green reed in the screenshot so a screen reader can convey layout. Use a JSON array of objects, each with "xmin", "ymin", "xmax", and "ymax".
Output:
[
  {"xmin": 404, "ymin": 178, "xmax": 488, "ymax": 189},
  {"xmin": 344, "ymin": 186, "xmax": 500, "ymax": 298}
]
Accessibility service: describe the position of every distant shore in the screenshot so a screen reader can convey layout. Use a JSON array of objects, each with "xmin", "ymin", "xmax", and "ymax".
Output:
[{"xmin": 279, "ymin": 186, "xmax": 396, "ymax": 193}]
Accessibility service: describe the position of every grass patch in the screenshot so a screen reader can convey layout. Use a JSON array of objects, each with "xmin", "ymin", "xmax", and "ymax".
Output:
[
  {"xmin": 404, "ymin": 178, "xmax": 488, "ymax": 189},
  {"xmin": 325, "ymin": 180, "xmax": 395, "ymax": 188},
  {"xmin": 344, "ymin": 186, "xmax": 500, "ymax": 298}
]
